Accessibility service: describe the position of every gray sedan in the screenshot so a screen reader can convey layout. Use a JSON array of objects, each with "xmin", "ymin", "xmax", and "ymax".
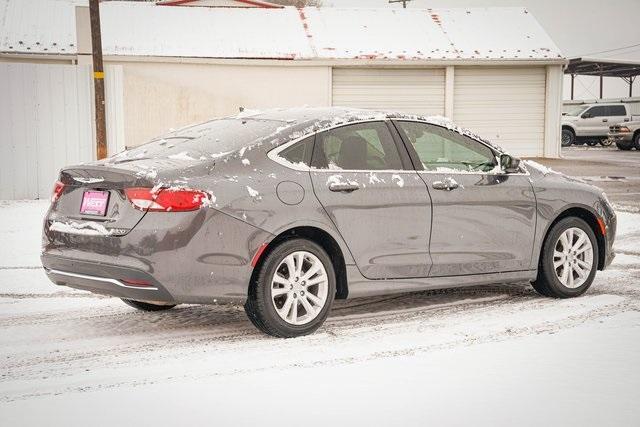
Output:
[{"xmin": 41, "ymin": 108, "xmax": 616, "ymax": 337}]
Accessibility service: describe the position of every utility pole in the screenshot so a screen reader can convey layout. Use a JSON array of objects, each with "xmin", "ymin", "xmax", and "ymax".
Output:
[
  {"xmin": 389, "ymin": 0, "xmax": 412, "ymax": 8},
  {"xmin": 89, "ymin": 0, "xmax": 107, "ymax": 160}
]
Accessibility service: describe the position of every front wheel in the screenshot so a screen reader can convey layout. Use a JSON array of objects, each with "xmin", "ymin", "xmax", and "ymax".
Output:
[
  {"xmin": 532, "ymin": 217, "xmax": 598, "ymax": 298},
  {"xmin": 244, "ymin": 239, "xmax": 336, "ymax": 338},
  {"xmin": 561, "ymin": 129, "xmax": 574, "ymax": 147}
]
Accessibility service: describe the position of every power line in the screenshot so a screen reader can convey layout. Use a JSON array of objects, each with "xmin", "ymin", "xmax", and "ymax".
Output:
[{"xmin": 576, "ymin": 42, "xmax": 640, "ymax": 57}]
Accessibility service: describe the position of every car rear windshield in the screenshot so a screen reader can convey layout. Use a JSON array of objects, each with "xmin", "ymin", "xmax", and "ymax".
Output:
[{"xmin": 114, "ymin": 118, "xmax": 288, "ymax": 161}]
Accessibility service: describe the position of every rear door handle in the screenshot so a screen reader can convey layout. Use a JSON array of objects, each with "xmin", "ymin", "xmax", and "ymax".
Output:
[
  {"xmin": 602, "ymin": 119, "xmax": 608, "ymax": 122},
  {"xmin": 329, "ymin": 182, "xmax": 360, "ymax": 192},
  {"xmin": 432, "ymin": 177, "xmax": 459, "ymax": 191}
]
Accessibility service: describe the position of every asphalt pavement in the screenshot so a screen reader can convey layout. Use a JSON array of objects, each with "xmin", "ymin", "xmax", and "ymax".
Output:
[{"xmin": 529, "ymin": 145, "xmax": 640, "ymax": 211}]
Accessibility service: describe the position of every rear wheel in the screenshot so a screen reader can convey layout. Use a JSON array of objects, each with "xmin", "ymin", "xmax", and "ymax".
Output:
[
  {"xmin": 532, "ymin": 217, "xmax": 598, "ymax": 298},
  {"xmin": 635, "ymin": 132, "xmax": 640, "ymax": 149},
  {"xmin": 121, "ymin": 299, "xmax": 177, "ymax": 311},
  {"xmin": 245, "ymin": 239, "xmax": 336, "ymax": 338},
  {"xmin": 561, "ymin": 129, "xmax": 574, "ymax": 147},
  {"xmin": 599, "ymin": 137, "xmax": 613, "ymax": 146}
]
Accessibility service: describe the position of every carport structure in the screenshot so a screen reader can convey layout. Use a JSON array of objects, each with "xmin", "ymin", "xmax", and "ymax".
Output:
[{"xmin": 566, "ymin": 57, "xmax": 640, "ymax": 99}]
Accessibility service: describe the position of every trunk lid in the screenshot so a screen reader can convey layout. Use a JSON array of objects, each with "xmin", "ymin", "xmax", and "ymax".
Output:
[{"xmin": 47, "ymin": 165, "xmax": 156, "ymax": 236}]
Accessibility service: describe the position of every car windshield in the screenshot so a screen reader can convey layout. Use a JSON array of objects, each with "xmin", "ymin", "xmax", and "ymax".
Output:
[{"xmin": 564, "ymin": 105, "xmax": 589, "ymax": 116}]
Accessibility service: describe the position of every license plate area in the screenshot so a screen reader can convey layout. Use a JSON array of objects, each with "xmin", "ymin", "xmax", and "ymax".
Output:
[{"xmin": 80, "ymin": 190, "xmax": 110, "ymax": 216}]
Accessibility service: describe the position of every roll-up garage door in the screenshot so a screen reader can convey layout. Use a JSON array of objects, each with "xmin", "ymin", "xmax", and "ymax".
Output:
[
  {"xmin": 332, "ymin": 68, "xmax": 445, "ymax": 116},
  {"xmin": 453, "ymin": 67, "xmax": 546, "ymax": 157}
]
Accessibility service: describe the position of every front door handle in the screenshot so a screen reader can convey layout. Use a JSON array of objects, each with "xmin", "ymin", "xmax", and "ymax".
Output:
[
  {"xmin": 602, "ymin": 118, "xmax": 608, "ymax": 122},
  {"xmin": 329, "ymin": 182, "xmax": 360, "ymax": 192},
  {"xmin": 432, "ymin": 177, "xmax": 459, "ymax": 191}
]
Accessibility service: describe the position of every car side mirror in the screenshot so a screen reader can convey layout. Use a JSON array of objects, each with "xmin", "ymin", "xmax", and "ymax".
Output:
[
  {"xmin": 581, "ymin": 112, "xmax": 591, "ymax": 119},
  {"xmin": 500, "ymin": 154, "xmax": 521, "ymax": 174}
]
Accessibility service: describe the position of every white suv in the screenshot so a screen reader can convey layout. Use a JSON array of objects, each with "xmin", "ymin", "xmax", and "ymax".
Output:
[{"xmin": 562, "ymin": 103, "xmax": 632, "ymax": 146}]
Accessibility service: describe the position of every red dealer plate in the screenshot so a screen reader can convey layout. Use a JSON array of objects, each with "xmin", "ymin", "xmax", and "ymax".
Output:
[{"xmin": 80, "ymin": 190, "xmax": 109, "ymax": 216}]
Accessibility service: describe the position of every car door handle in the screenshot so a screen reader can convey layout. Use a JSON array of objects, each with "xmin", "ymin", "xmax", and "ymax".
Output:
[
  {"xmin": 624, "ymin": 118, "xmax": 630, "ymax": 122},
  {"xmin": 602, "ymin": 119, "xmax": 608, "ymax": 122},
  {"xmin": 328, "ymin": 182, "xmax": 360, "ymax": 192},
  {"xmin": 432, "ymin": 177, "xmax": 459, "ymax": 191}
]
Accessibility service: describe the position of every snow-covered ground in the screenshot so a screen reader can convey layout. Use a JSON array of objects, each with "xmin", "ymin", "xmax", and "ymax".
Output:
[{"xmin": 0, "ymin": 200, "xmax": 639, "ymax": 426}]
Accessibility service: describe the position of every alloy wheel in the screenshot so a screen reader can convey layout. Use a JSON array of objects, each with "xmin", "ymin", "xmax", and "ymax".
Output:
[
  {"xmin": 271, "ymin": 251, "xmax": 329, "ymax": 325},
  {"xmin": 553, "ymin": 227, "xmax": 594, "ymax": 289}
]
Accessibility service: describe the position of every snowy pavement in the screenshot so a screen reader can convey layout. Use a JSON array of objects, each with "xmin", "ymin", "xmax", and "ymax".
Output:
[{"xmin": 1, "ymin": 200, "xmax": 639, "ymax": 426}]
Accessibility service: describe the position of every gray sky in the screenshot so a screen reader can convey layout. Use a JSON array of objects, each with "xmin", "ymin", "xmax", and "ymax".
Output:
[{"xmin": 325, "ymin": 0, "xmax": 640, "ymax": 99}]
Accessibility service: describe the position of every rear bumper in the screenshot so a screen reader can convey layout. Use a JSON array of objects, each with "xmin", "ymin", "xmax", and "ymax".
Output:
[
  {"xmin": 42, "ymin": 254, "xmax": 176, "ymax": 303},
  {"xmin": 41, "ymin": 207, "xmax": 273, "ymax": 304}
]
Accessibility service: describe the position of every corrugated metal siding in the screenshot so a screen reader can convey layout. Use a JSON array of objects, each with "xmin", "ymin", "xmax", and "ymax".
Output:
[
  {"xmin": 453, "ymin": 67, "xmax": 546, "ymax": 157},
  {"xmin": 0, "ymin": 62, "xmax": 124, "ymax": 200},
  {"xmin": 332, "ymin": 68, "xmax": 445, "ymax": 116}
]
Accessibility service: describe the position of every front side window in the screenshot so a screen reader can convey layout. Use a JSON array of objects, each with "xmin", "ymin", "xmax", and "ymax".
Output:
[
  {"xmin": 395, "ymin": 121, "xmax": 497, "ymax": 172},
  {"xmin": 313, "ymin": 122, "xmax": 403, "ymax": 170},
  {"xmin": 586, "ymin": 106, "xmax": 607, "ymax": 118}
]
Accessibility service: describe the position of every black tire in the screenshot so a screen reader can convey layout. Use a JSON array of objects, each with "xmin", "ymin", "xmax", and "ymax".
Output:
[
  {"xmin": 561, "ymin": 129, "xmax": 574, "ymax": 147},
  {"xmin": 532, "ymin": 217, "xmax": 599, "ymax": 298},
  {"xmin": 121, "ymin": 298, "xmax": 177, "ymax": 311},
  {"xmin": 599, "ymin": 137, "xmax": 613, "ymax": 147},
  {"xmin": 635, "ymin": 132, "xmax": 640, "ymax": 149},
  {"xmin": 616, "ymin": 141, "xmax": 633, "ymax": 151},
  {"xmin": 244, "ymin": 238, "xmax": 336, "ymax": 338}
]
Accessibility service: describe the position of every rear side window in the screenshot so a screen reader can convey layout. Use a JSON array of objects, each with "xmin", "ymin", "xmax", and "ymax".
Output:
[
  {"xmin": 313, "ymin": 122, "xmax": 403, "ymax": 170},
  {"xmin": 607, "ymin": 105, "xmax": 627, "ymax": 116},
  {"xmin": 279, "ymin": 136, "xmax": 314, "ymax": 167}
]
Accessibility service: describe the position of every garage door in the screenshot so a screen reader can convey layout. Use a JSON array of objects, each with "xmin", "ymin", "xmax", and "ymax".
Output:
[
  {"xmin": 453, "ymin": 67, "xmax": 546, "ymax": 157},
  {"xmin": 332, "ymin": 68, "xmax": 445, "ymax": 116}
]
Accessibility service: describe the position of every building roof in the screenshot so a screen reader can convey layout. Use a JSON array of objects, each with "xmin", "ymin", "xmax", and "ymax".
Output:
[
  {"xmin": 565, "ymin": 57, "xmax": 640, "ymax": 78},
  {"xmin": 155, "ymin": 0, "xmax": 284, "ymax": 8},
  {"xmin": 0, "ymin": 0, "xmax": 564, "ymax": 62}
]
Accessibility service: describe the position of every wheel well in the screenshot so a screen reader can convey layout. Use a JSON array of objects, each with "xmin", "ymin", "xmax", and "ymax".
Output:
[
  {"xmin": 562, "ymin": 125, "xmax": 575, "ymax": 135},
  {"xmin": 545, "ymin": 207, "xmax": 606, "ymax": 270},
  {"xmin": 250, "ymin": 226, "xmax": 349, "ymax": 299}
]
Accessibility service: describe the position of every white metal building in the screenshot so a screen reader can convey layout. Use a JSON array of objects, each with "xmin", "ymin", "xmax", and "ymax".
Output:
[{"xmin": 0, "ymin": 1, "xmax": 565, "ymax": 198}]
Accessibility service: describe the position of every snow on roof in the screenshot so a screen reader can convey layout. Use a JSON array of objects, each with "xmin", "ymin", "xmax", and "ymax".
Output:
[
  {"xmin": 0, "ymin": 0, "xmax": 81, "ymax": 55},
  {"xmin": 0, "ymin": 0, "xmax": 563, "ymax": 61}
]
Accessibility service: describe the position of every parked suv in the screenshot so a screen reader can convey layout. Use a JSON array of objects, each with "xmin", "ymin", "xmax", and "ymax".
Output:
[
  {"xmin": 562, "ymin": 103, "xmax": 632, "ymax": 146},
  {"xmin": 609, "ymin": 120, "xmax": 640, "ymax": 150}
]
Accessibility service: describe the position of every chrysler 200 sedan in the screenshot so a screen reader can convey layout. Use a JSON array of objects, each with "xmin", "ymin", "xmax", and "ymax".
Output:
[{"xmin": 42, "ymin": 108, "xmax": 616, "ymax": 337}]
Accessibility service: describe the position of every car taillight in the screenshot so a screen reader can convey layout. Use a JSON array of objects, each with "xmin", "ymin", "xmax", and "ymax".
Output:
[
  {"xmin": 124, "ymin": 188, "xmax": 209, "ymax": 212},
  {"xmin": 51, "ymin": 181, "xmax": 65, "ymax": 202}
]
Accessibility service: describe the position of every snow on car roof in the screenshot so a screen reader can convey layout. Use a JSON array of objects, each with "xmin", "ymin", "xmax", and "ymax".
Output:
[{"xmin": 1, "ymin": 1, "xmax": 563, "ymax": 61}]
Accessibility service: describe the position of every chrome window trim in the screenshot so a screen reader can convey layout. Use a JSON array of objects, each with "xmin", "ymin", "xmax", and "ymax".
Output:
[
  {"xmin": 267, "ymin": 117, "xmax": 529, "ymax": 177},
  {"xmin": 47, "ymin": 269, "xmax": 159, "ymax": 291},
  {"xmin": 267, "ymin": 118, "xmax": 392, "ymax": 172}
]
